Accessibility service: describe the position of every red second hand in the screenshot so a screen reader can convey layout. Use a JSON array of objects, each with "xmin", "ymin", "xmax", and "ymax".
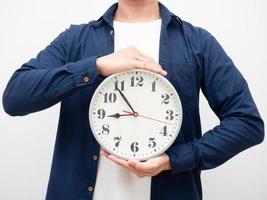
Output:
[{"xmin": 122, "ymin": 110, "xmax": 173, "ymax": 126}]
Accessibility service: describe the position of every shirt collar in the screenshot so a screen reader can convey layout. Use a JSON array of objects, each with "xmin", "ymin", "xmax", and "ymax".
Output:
[{"xmin": 94, "ymin": 1, "xmax": 181, "ymax": 28}]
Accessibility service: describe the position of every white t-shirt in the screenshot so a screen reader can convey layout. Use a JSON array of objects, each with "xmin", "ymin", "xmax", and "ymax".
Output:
[{"xmin": 93, "ymin": 18, "xmax": 162, "ymax": 200}]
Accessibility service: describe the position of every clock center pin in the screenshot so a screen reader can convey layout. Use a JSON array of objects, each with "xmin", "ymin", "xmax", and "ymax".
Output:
[{"xmin": 133, "ymin": 112, "xmax": 139, "ymax": 117}]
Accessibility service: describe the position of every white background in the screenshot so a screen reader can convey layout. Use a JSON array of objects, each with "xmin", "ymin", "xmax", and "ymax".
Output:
[{"xmin": 0, "ymin": 0, "xmax": 266, "ymax": 199}]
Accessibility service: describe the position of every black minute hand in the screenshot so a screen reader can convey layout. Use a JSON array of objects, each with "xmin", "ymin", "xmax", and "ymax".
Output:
[{"xmin": 117, "ymin": 88, "xmax": 136, "ymax": 113}]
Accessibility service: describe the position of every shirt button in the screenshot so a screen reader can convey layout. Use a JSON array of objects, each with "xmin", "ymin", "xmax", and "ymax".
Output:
[
  {"xmin": 88, "ymin": 186, "xmax": 94, "ymax": 192},
  {"xmin": 83, "ymin": 76, "xmax": 90, "ymax": 83},
  {"xmin": 109, "ymin": 30, "xmax": 113, "ymax": 35},
  {"xmin": 93, "ymin": 155, "xmax": 98, "ymax": 160}
]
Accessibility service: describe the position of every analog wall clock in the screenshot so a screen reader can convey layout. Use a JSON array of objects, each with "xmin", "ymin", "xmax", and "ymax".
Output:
[{"xmin": 89, "ymin": 69, "xmax": 182, "ymax": 161}]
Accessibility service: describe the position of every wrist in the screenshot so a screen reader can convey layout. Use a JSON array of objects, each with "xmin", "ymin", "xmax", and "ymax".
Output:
[
  {"xmin": 96, "ymin": 57, "xmax": 103, "ymax": 75},
  {"xmin": 161, "ymin": 153, "xmax": 171, "ymax": 171}
]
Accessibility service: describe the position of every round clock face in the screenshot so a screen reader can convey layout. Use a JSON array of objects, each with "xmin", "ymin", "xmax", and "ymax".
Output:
[{"xmin": 89, "ymin": 69, "xmax": 182, "ymax": 161}]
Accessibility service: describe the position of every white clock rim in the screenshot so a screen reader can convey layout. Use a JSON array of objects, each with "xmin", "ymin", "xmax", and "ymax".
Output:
[{"xmin": 89, "ymin": 69, "xmax": 183, "ymax": 161}]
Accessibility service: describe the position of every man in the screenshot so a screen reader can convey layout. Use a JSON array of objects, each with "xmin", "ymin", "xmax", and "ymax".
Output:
[{"xmin": 2, "ymin": 0, "xmax": 264, "ymax": 200}]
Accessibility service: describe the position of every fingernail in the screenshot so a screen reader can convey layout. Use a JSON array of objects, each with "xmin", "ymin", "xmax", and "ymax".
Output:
[{"xmin": 163, "ymin": 71, "xmax": 167, "ymax": 76}]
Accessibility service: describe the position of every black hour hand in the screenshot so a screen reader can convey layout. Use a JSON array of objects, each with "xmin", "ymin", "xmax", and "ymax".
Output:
[{"xmin": 108, "ymin": 113, "xmax": 133, "ymax": 118}]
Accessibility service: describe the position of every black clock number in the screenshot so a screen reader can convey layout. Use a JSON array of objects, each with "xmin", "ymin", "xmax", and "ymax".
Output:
[
  {"xmin": 148, "ymin": 138, "xmax": 156, "ymax": 148},
  {"xmin": 101, "ymin": 124, "xmax": 110, "ymax": 135},
  {"xmin": 159, "ymin": 125, "xmax": 168, "ymax": 136},
  {"xmin": 161, "ymin": 94, "xmax": 170, "ymax": 104},
  {"xmin": 104, "ymin": 92, "xmax": 117, "ymax": 103},
  {"xmin": 165, "ymin": 110, "xmax": 174, "ymax": 120},
  {"xmin": 130, "ymin": 142, "xmax": 139, "ymax": 153},
  {"xmin": 114, "ymin": 80, "xmax": 125, "ymax": 91},
  {"xmin": 97, "ymin": 109, "xmax": 106, "ymax": 119},
  {"xmin": 130, "ymin": 76, "xmax": 144, "ymax": 87},
  {"xmin": 114, "ymin": 136, "xmax": 122, "ymax": 147}
]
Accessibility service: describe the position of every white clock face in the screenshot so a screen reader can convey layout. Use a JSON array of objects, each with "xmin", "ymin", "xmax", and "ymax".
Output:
[{"xmin": 89, "ymin": 69, "xmax": 182, "ymax": 161}]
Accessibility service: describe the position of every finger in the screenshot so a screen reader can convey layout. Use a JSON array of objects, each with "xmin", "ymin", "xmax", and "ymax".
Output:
[
  {"xmin": 144, "ymin": 63, "xmax": 164, "ymax": 73},
  {"xmin": 135, "ymin": 54, "xmax": 151, "ymax": 63},
  {"xmin": 144, "ymin": 63, "xmax": 168, "ymax": 76},
  {"xmin": 100, "ymin": 149, "xmax": 110, "ymax": 158},
  {"xmin": 128, "ymin": 160, "xmax": 150, "ymax": 173},
  {"xmin": 137, "ymin": 50, "xmax": 156, "ymax": 62},
  {"xmin": 107, "ymin": 154, "xmax": 133, "ymax": 171},
  {"xmin": 128, "ymin": 160, "xmax": 141, "ymax": 169},
  {"xmin": 135, "ymin": 171, "xmax": 156, "ymax": 178},
  {"xmin": 133, "ymin": 60, "xmax": 151, "ymax": 70},
  {"xmin": 134, "ymin": 60, "xmax": 158, "ymax": 70},
  {"xmin": 144, "ymin": 62, "xmax": 163, "ymax": 70},
  {"xmin": 138, "ymin": 65, "xmax": 166, "ymax": 76},
  {"xmin": 134, "ymin": 159, "xmax": 162, "ymax": 176},
  {"xmin": 105, "ymin": 153, "xmax": 144, "ymax": 175},
  {"xmin": 136, "ymin": 174, "xmax": 146, "ymax": 178},
  {"xmin": 142, "ymin": 61, "xmax": 167, "ymax": 76},
  {"xmin": 130, "ymin": 159, "xmax": 160, "ymax": 174},
  {"xmin": 135, "ymin": 62, "xmax": 167, "ymax": 76}
]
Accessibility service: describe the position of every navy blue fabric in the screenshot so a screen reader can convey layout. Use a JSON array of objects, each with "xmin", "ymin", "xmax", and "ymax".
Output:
[{"xmin": 2, "ymin": 2, "xmax": 264, "ymax": 200}]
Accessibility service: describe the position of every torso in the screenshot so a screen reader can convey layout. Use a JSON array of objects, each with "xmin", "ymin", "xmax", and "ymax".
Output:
[{"xmin": 93, "ymin": 18, "xmax": 162, "ymax": 200}]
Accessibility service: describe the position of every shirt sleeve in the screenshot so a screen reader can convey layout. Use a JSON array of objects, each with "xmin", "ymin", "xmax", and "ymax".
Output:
[
  {"xmin": 165, "ymin": 29, "xmax": 265, "ymax": 175},
  {"xmin": 2, "ymin": 26, "xmax": 101, "ymax": 116}
]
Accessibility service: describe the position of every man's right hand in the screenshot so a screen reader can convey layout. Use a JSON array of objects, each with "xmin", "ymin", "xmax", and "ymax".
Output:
[{"xmin": 96, "ymin": 45, "xmax": 167, "ymax": 76}]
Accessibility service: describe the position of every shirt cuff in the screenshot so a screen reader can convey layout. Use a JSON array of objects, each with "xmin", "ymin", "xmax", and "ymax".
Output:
[
  {"xmin": 65, "ymin": 55, "xmax": 101, "ymax": 87},
  {"xmin": 165, "ymin": 141, "xmax": 199, "ymax": 175}
]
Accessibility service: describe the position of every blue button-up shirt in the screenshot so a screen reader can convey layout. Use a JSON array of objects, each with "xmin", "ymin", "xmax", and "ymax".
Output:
[{"xmin": 2, "ymin": 2, "xmax": 264, "ymax": 200}]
